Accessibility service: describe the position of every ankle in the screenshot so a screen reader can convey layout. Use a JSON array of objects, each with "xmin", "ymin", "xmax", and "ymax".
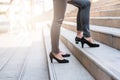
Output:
[
  {"xmin": 76, "ymin": 35, "xmax": 83, "ymax": 38},
  {"xmin": 77, "ymin": 31, "xmax": 83, "ymax": 38}
]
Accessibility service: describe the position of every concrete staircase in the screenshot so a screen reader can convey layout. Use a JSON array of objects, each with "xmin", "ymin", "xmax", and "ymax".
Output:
[
  {"xmin": 43, "ymin": 24, "xmax": 120, "ymax": 80},
  {"xmin": 90, "ymin": 0, "xmax": 120, "ymax": 28},
  {"xmin": 65, "ymin": 0, "xmax": 120, "ymax": 28},
  {"xmin": 0, "ymin": 27, "xmax": 50, "ymax": 80},
  {"xmin": 1, "ymin": 0, "xmax": 120, "ymax": 80},
  {"xmin": 25, "ymin": 0, "xmax": 120, "ymax": 80},
  {"xmin": 43, "ymin": 26, "xmax": 95, "ymax": 80},
  {"xmin": 60, "ymin": 27, "xmax": 120, "ymax": 80},
  {"xmin": 43, "ymin": 0, "xmax": 120, "ymax": 80},
  {"xmin": 64, "ymin": 0, "xmax": 120, "ymax": 50}
]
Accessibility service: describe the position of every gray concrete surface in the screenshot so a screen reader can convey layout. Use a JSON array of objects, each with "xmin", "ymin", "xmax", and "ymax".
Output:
[{"xmin": 0, "ymin": 27, "xmax": 49, "ymax": 80}]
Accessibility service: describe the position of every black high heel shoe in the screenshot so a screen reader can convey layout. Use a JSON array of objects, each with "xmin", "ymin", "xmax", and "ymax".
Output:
[
  {"xmin": 49, "ymin": 52, "xmax": 69, "ymax": 63},
  {"xmin": 81, "ymin": 37, "xmax": 100, "ymax": 48},
  {"xmin": 62, "ymin": 54, "xmax": 70, "ymax": 57},
  {"xmin": 75, "ymin": 37, "xmax": 82, "ymax": 44},
  {"xmin": 59, "ymin": 51, "xmax": 70, "ymax": 57}
]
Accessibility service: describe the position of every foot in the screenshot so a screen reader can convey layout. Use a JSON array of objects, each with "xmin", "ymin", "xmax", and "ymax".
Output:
[
  {"xmin": 85, "ymin": 37, "xmax": 95, "ymax": 43},
  {"xmin": 81, "ymin": 37, "xmax": 100, "ymax": 48},
  {"xmin": 50, "ymin": 52, "xmax": 69, "ymax": 63},
  {"xmin": 52, "ymin": 52, "xmax": 64, "ymax": 60}
]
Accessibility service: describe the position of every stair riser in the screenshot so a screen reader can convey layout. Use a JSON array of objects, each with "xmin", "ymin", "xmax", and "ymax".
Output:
[
  {"xmin": 62, "ymin": 23, "xmax": 120, "ymax": 50},
  {"xmin": 91, "ymin": 4, "xmax": 120, "ymax": 11},
  {"xmin": 64, "ymin": 17, "xmax": 120, "ymax": 28},
  {"xmin": 90, "ymin": 10, "xmax": 120, "ymax": 17},
  {"xmin": 91, "ymin": 0, "xmax": 120, "ymax": 7},
  {"xmin": 91, "ymin": 31, "xmax": 120, "ymax": 50},
  {"xmin": 60, "ymin": 35, "xmax": 115, "ymax": 80},
  {"xmin": 64, "ymin": 17, "xmax": 76, "ymax": 23},
  {"xmin": 66, "ymin": 9, "xmax": 120, "ymax": 17},
  {"xmin": 66, "ymin": 3, "xmax": 120, "ymax": 17},
  {"xmin": 66, "ymin": 9, "xmax": 77, "ymax": 17},
  {"xmin": 90, "ymin": 19, "xmax": 120, "ymax": 28}
]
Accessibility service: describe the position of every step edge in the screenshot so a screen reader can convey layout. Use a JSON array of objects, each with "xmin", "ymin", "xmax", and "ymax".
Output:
[
  {"xmin": 42, "ymin": 26, "xmax": 57, "ymax": 80},
  {"xmin": 91, "ymin": 8, "xmax": 120, "ymax": 12},
  {"xmin": 63, "ymin": 21, "xmax": 120, "ymax": 37},
  {"xmin": 65, "ymin": 16, "xmax": 120, "ymax": 19},
  {"xmin": 60, "ymin": 28, "xmax": 120, "ymax": 80}
]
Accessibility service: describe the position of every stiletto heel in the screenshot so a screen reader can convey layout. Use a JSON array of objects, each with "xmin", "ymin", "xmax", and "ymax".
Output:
[
  {"xmin": 49, "ymin": 52, "xmax": 69, "ymax": 63},
  {"xmin": 49, "ymin": 54, "xmax": 53, "ymax": 63},
  {"xmin": 81, "ymin": 42, "xmax": 84, "ymax": 48}
]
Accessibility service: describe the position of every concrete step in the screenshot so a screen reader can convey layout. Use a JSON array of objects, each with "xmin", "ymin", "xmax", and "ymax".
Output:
[
  {"xmin": 66, "ymin": 4, "xmax": 77, "ymax": 14},
  {"xmin": 91, "ymin": 2, "xmax": 120, "ymax": 11},
  {"xmin": 0, "ymin": 33, "xmax": 30, "ymax": 80},
  {"xmin": 62, "ymin": 21, "xmax": 120, "ymax": 50},
  {"xmin": 66, "ymin": 1, "xmax": 120, "ymax": 17},
  {"xmin": 60, "ymin": 27, "xmax": 120, "ymax": 80},
  {"xmin": 66, "ymin": 8, "xmax": 120, "ymax": 17},
  {"xmin": 0, "ymin": 28, "xmax": 49, "ymax": 80},
  {"xmin": 64, "ymin": 17, "xmax": 120, "ymax": 28},
  {"xmin": 90, "ymin": 17, "xmax": 120, "ymax": 28},
  {"xmin": 90, "ymin": 9, "xmax": 120, "ymax": 17},
  {"xmin": 20, "ymin": 29, "xmax": 49, "ymax": 80},
  {"xmin": 65, "ymin": 8, "xmax": 77, "ymax": 17},
  {"xmin": 43, "ymin": 25, "xmax": 95, "ymax": 80},
  {"xmin": 64, "ymin": 17, "xmax": 76, "ymax": 23},
  {"xmin": 91, "ymin": 0, "xmax": 120, "ymax": 7},
  {"xmin": 0, "ymin": 40, "xmax": 31, "ymax": 80}
]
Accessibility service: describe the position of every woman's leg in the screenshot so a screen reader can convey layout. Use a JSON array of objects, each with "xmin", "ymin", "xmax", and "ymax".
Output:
[
  {"xmin": 69, "ymin": 0, "xmax": 99, "ymax": 47},
  {"xmin": 76, "ymin": 7, "xmax": 83, "ymax": 38},
  {"xmin": 77, "ymin": 0, "xmax": 97, "ymax": 42},
  {"xmin": 51, "ymin": 0, "xmax": 67, "ymax": 54},
  {"xmin": 50, "ymin": 0, "xmax": 69, "ymax": 63},
  {"xmin": 76, "ymin": 0, "xmax": 91, "ymax": 38}
]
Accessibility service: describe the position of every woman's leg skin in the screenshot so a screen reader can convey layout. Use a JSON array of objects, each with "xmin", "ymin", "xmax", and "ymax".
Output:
[{"xmin": 51, "ymin": 0, "xmax": 67, "ymax": 54}]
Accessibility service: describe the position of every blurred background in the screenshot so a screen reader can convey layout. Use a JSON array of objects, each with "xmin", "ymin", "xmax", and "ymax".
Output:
[
  {"xmin": 0, "ymin": 0, "xmax": 100, "ymax": 33},
  {"xmin": 0, "ymin": 0, "xmax": 53, "ymax": 33}
]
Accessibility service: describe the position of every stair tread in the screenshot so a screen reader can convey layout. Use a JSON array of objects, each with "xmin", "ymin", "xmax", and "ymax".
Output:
[
  {"xmin": 91, "ymin": 8, "xmax": 120, "ymax": 12},
  {"xmin": 61, "ymin": 27, "xmax": 120, "ymax": 79},
  {"xmin": 90, "ymin": 17, "xmax": 120, "ymax": 19},
  {"xmin": 63, "ymin": 21, "xmax": 120, "ymax": 37},
  {"xmin": 43, "ymin": 26, "xmax": 95, "ymax": 80},
  {"xmin": 90, "ymin": 9, "xmax": 120, "ymax": 17},
  {"xmin": 66, "ymin": 16, "xmax": 120, "ymax": 19},
  {"xmin": 91, "ymin": 2, "xmax": 120, "ymax": 8}
]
